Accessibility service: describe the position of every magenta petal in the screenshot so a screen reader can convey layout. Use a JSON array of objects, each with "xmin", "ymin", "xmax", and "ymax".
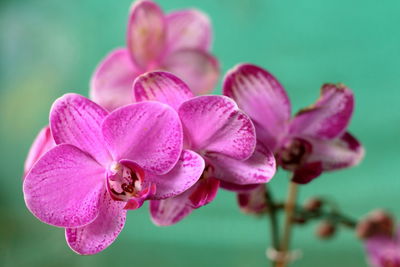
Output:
[
  {"xmin": 149, "ymin": 177, "xmax": 219, "ymax": 226},
  {"xmin": 188, "ymin": 177, "xmax": 220, "ymax": 208},
  {"xmin": 90, "ymin": 48, "xmax": 139, "ymax": 111},
  {"xmin": 291, "ymin": 161, "xmax": 323, "ymax": 184},
  {"xmin": 133, "ymin": 71, "xmax": 194, "ymax": 111},
  {"xmin": 146, "ymin": 149, "xmax": 205, "ymax": 199},
  {"xmin": 50, "ymin": 94, "xmax": 112, "ymax": 166},
  {"xmin": 165, "ymin": 9, "xmax": 211, "ymax": 54},
  {"xmin": 149, "ymin": 197, "xmax": 194, "ymax": 226},
  {"xmin": 162, "ymin": 49, "xmax": 219, "ymax": 95},
  {"xmin": 307, "ymin": 132, "xmax": 365, "ymax": 171},
  {"xmin": 237, "ymin": 185, "xmax": 268, "ymax": 214},
  {"xmin": 223, "ymin": 64, "xmax": 291, "ymax": 151},
  {"xmin": 65, "ymin": 191, "xmax": 126, "ymax": 255},
  {"xmin": 24, "ymin": 126, "xmax": 55, "ymax": 177},
  {"xmin": 206, "ymin": 143, "xmax": 276, "ymax": 186},
  {"xmin": 23, "ymin": 144, "xmax": 105, "ymax": 228},
  {"xmin": 127, "ymin": 0, "xmax": 166, "ymax": 70},
  {"xmin": 290, "ymin": 83, "xmax": 354, "ymax": 140},
  {"xmin": 102, "ymin": 102, "xmax": 183, "ymax": 175},
  {"xmin": 179, "ymin": 95, "xmax": 256, "ymax": 160}
]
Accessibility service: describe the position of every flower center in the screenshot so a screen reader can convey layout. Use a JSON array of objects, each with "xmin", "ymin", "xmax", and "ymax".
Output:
[
  {"xmin": 277, "ymin": 138, "xmax": 312, "ymax": 171},
  {"xmin": 107, "ymin": 162, "xmax": 145, "ymax": 202}
]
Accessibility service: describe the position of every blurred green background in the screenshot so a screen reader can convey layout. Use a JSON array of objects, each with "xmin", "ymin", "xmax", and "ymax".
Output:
[{"xmin": 1, "ymin": 0, "xmax": 399, "ymax": 266}]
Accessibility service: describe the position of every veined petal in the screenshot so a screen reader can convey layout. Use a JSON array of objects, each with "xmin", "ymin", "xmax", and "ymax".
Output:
[
  {"xmin": 165, "ymin": 9, "xmax": 211, "ymax": 53},
  {"xmin": 133, "ymin": 71, "xmax": 193, "ymax": 111},
  {"xmin": 66, "ymin": 191, "xmax": 126, "ymax": 255},
  {"xmin": 149, "ymin": 177, "xmax": 219, "ymax": 226},
  {"xmin": 102, "ymin": 102, "xmax": 183, "ymax": 175},
  {"xmin": 179, "ymin": 95, "xmax": 256, "ymax": 160},
  {"xmin": 127, "ymin": 0, "xmax": 166, "ymax": 70},
  {"xmin": 223, "ymin": 64, "xmax": 291, "ymax": 151},
  {"xmin": 146, "ymin": 149, "xmax": 205, "ymax": 199},
  {"xmin": 162, "ymin": 49, "xmax": 219, "ymax": 95},
  {"xmin": 206, "ymin": 143, "xmax": 276, "ymax": 186},
  {"xmin": 290, "ymin": 83, "xmax": 354, "ymax": 140},
  {"xmin": 24, "ymin": 126, "xmax": 55, "ymax": 177},
  {"xmin": 50, "ymin": 94, "xmax": 112, "ymax": 166},
  {"xmin": 307, "ymin": 132, "xmax": 365, "ymax": 171},
  {"xmin": 23, "ymin": 144, "xmax": 105, "ymax": 228},
  {"xmin": 150, "ymin": 197, "xmax": 194, "ymax": 226},
  {"xmin": 90, "ymin": 48, "xmax": 139, "ymax": 112}
]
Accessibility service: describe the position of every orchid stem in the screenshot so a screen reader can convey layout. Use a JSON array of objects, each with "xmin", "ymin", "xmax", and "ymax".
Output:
[
  {"xmin": 266, "ymin": 186, "xmax": 280, "ymax": 251},
  {"xmin": 276, "ymin": 182, "xmax": 299, "ymax": 267}
]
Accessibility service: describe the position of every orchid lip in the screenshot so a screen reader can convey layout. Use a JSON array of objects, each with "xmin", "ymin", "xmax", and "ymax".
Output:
[
  {"xmin": 277, "ymin": 137, "xmax": 312, "ymax": 171},
  {"xmin": 106, "ymin": 161, "xmax": 147, "ymax": 202}
]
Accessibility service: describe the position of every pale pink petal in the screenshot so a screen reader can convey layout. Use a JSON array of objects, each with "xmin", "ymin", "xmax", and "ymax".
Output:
[
  {"xmin": 133, "ymin": 71, "xmax": 193, "ymax": 111},
  {"xmin": 23, "ymin": 144, "xmax": 105, "ymax": 228},
  {"xmin": 127, "ymin": 0, "xmax": 166, "ymax": 70},
  {"xmin": 149, "ymin": 177, "xmax": 219, "ymax": 226},
  {"xmin": 150, "ymin": 197, "xmax": 194, "ymax": 226},
  {"xmin": 50, "ymin": 94, "xmax": 112, "ymax": 166},
  {"xmin": 290, "ymin": 83, "xmax": 354, "ymax": 140},
  {"xmin": 90, "ymin": 48, "xmax": 139, "ymax": 111},
  {"xmin": 165, "ymin": 9, "xmax": 211, "ymax": 53},
  {"xmin": 206, "ymin": 143, "xmax": 276, "ymax": 186},
  {"xmin": 162, "ymin": 49, "xmax": 219, "ymax": 95},
  {"xmin": 237, "ymin": 185, "xmax": 268, "ymax": 214},
  {"xmin": 178, "ymin": 95, "xmax": 256, "ymax": 160},
  {"xmin": 147, "ymin": 149, "xmax": 205, "ymax": 199},
  {"xmin": 24, "ymin": 126, "xmax": 55, "ymax": 177},
  {"xmin": 223, "ymin": 64, "xmax": 291, "ymax": 151},
  {"xmin": 65, "ymin": 191, "xmax": 126, "ymax": 255},
  {"xmin": 307, "ymin": 132, "xmax": 365, "ymax": 171},
  {"xmin": 102, "ymin": 102, "xmax": 182, "ymax": 175}
]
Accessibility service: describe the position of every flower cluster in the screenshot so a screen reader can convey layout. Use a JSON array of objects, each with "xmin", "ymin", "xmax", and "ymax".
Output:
[{"xmin": 23, "ymin": 0, "xmax": 369, "ymax": 263}]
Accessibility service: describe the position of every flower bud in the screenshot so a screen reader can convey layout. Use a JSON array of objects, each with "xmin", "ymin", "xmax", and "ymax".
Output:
[
  {"xmin": 304, "ymin": 197, "xmax": 323, "ymax": 212},
  {"xmin": 316, "ymin": 221, "xmax": 336, "ymax": 239},
  {"xmin": 356, "ymin": 209, "xmax": 394, "ymax": 239}
]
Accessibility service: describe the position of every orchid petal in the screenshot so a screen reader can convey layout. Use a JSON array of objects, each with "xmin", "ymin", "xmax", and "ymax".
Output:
[
  {"xmin": 90, "ymin": 48, "xmax": 139, "ymax": 111},
  {"xmin": 133, "ymin": 71, "xmax": 193, "ymax": 111},
  {"xmin": 23, "ymin": 144, "xmax": 105, "ymax": 228},
  {"xmin": 66, "ymin": 192, "xmax": 126, "ymax": 255},
  {"xmin": 307, "ymin": 132, "xmax": 365, "ymax": 171},
  {"xmin": 162, "ymin": 49, "xmax": 219, "ymax": 95},
  {"xmin": 102, "ymin": 102, "xmax": 182, "ymax": 175},
  {"xmin": 50, "ymin": 94, "xmax": 112, "ymax": 166},
  {"xmin": 223, "ymin": 64, "xmax": 291, "ymax": 151},
  {"xmin": 290, "ymin": 83, "xmax": 354, "ymax": 140},
  {"xmin": 149, "ymin": 177, "xmax": 219, "ymax": 226},
  {"xmin": 206, "ymin": 143, "xmax": 276, "ymax": 186},
  {"xmin": 24, "ymin": 126, "xmax": 55, "ymax": 177},
  {"xmin": 165, "ymin": 9, "xmax": 211, "ymax": 53},
  {"xmin": 237, "ymin": 185, "xmax": 268, "ymax": 214},
  {"xmin": 150, "ymin": 197, "xmax": 194, "ymax": 226},
  {"xmin": 220, "ymin": 182, "xmax": 261, "ymax": 192},
  {"xmin": 178, "ymin": 95, "xmax": 256, "ymax": 160},
  {"xmin": 291, "ymin": 162, "xmax": 323, "ymax": 184},
  {"xmin": 127, "ymin": 0, "xmax": 166, "ymax": 70},
  {"xmin": 147, "ymin": 149, "xmax": 204, "ymax": 199}
]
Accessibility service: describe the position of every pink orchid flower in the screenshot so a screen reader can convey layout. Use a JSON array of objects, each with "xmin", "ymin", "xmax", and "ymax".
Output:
[
  {"xmin": 90, "ymin": 0, "xmax": 219, "ymax": 111},
  {"xmin": 365, "ymin": 227, "xmax": 400, "ymax": 267},
  {"xmin": 223, "ymin": 64, "xmax": 364, "ymax": 185},
  {"xmin": 23, "ymin": 94, "xmax": 204, "ymax": 254},
  {"xmin": 132, "ymin": 71, "xmax": 276, "ymax": 226}
]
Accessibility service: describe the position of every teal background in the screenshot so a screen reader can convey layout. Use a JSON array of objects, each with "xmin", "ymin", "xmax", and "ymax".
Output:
[{"xmin": 1, "ymin": 0, "xmax": 399, "ymax": 266}]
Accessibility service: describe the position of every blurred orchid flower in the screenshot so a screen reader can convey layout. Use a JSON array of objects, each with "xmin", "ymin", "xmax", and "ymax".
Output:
[
  {"xmin": 90, "ymin": 0, "xmax": 219, "ymax": 111},
  {"xmin": 23, "ymin": 94, "xmax": 204, "ymax": 254},
  {"xmin": 223, "ymin": 64, "xmax": 364, "ymax": 185},
  {"xmin": 365, "ymin": 227, "xmax": 400, "ymax": 267},
  {"xmin": 132, "ymin": 71, "xmax": 276, "ymax": 225}
]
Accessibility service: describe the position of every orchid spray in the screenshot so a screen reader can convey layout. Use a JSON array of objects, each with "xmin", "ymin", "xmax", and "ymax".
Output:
[{"xmin": 22, "ymin": 1, "xmax": 397, "ymax": 266}]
